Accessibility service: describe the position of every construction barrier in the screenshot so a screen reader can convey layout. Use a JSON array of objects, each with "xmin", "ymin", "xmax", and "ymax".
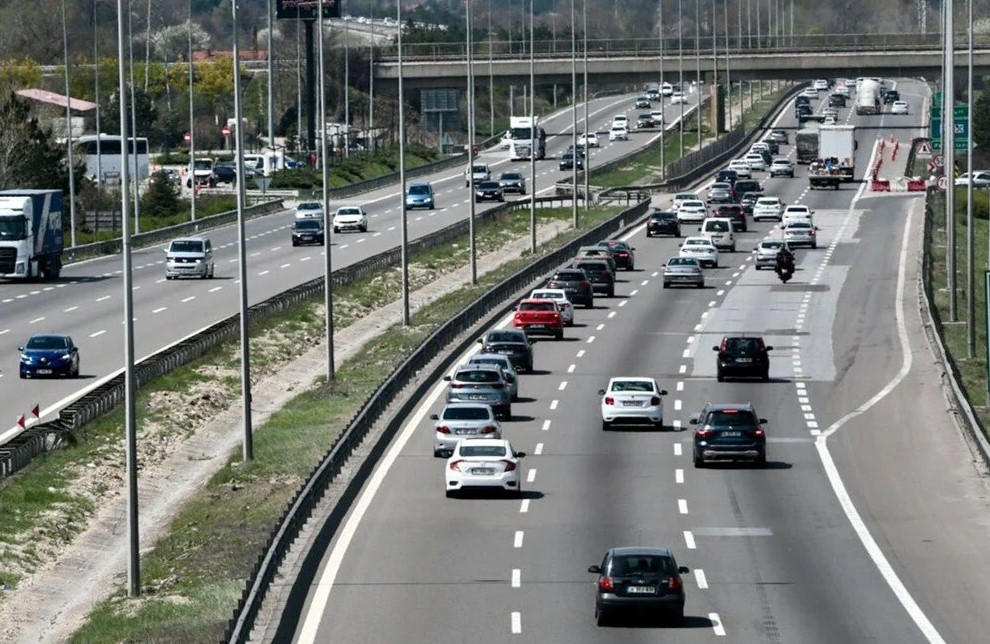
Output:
[
  {"xmin": 907, "ymin": 179, "xmax": 927, "ymax": 191},
  {"xmin": 871, "ymin": 179, "xmax": 891, "ymax": 191}
]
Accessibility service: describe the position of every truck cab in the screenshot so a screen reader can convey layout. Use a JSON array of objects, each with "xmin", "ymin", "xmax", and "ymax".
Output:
[{"xmin": 0, "ymin": 190, "xmax": 64, "ymax": 280}]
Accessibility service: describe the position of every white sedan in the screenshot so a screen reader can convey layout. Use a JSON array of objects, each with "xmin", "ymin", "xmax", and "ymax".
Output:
[
  {"xmin": 782, "ymin": 220, "xmax": 819, "ymax": 248},
  {"xmin": 578, "ymin": 132, "xmax": 600, "ymax": 148},
  {"xmin": 890, "ymin": 101, "xmax": 909, "ymax": 115},
  {"xmin": 609, "ymin": 126, "xmax": 629, "ymax": 142},
  {"xmin": 679, "ymin": 236, "xmax": 719, "ymax": 268},
  {"xmin": 295, "ymin": 201, "xmax": 324, "ymax": 220},
  {"xmin": 600, "ymin": 377, "xmax": 668, "ymax": 430},
  {"xmin": 529, "ymin": 288, "xmax": 574, "ymax": 326},
  {"xmin": 673, "ymin": 192, "xmax": 700, "ymax": 209},
  {"xmin": 332, "ymin": 206, "xmax": 368, "ymax": 233},
  {"xmin": 800, "ymin": 87, "xmax": 819, "ymax": 99},
  {"xmin": 728, "ymin": 159, "xmax": 753, "ymax": 178},
  {"xmin": 744, "ymin": 153, "xmax": 768, "ymax": 171},
  {"xmin": 445, "ymin": 438, "xmax": 523, "ymax": 497},
  {"xmin": 676, "ymin": 199, "xmax": 709, "ymax": 224},
  {"xmin": 670, "ymin": 91, "xmax": 687, "ymax": 104},
  {"xmin": 956, "ymin": 171, "xmax": 990, "ymax": 187}
]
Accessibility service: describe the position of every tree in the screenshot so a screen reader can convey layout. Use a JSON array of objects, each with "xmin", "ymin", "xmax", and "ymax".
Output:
[
  {"xmin": 973, "ymin": 89, "xmax": 990, "ymax": 153},
  {"xmin": 0, "ymin": 92, "xmax": 85, "ymax": 195},
  {"xmin": 101, "ymin": 87, "xmax": 158, "ymax": 142},
  {"xmin": 150, "ymin": 21, "xmax": 211, "ymax": 62},
  {"xmin": 140, "ymin": 170, "xmax": 182, "ymax": 218}
]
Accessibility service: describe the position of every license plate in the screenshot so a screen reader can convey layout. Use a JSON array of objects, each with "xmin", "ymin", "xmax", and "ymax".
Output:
[
  {"xmin": 471, "ymin": 468, "xmax": 495, "ymax": 475},
  {"xmin": 499, "ymin": 350, "xmax": 514, "ymax": 355},
  {"xmin": 36, "ymin": 369, "xmax": 52, "ymax": 375},
  {"xmin": 623, "ymin": 401, "xmax": 641, "ymax": 406},
  {"xmin": 455, "ymin": 428, "xmax": 476, "ymax": 435},
  {"xmin": 469, "ymin": 394, "xmax": 487, "ymax": 400},
  {"xmin": 736, "ymin": 357, "xmax": 753, "ymax": 363},
  {"xmin": 723, "ymin": 431, "xmax": 742, "ymax": 437},
  {"xmin": 528, "ymin": 324, "xmax": 546, "ymax": 329},
  {"xmin": 626, "ymin": 586, "xmax": 656, "ymax": 594}
]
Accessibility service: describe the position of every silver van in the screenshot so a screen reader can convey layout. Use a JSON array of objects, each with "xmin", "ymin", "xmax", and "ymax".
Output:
[{"xmin": 165, "ymin": 236, "xmax": 215, "ymax": 279}]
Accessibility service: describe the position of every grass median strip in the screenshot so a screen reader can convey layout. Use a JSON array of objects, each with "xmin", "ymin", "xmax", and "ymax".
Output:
[{"xmin": 0, "ymin": 203, "xmax": 623, "ymax": 641}]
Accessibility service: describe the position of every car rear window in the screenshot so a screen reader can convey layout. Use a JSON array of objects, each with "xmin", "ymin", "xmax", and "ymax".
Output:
[
  {"xmin": 706, "ymin": 409, "xmax": 758, "ymax": 426},
  {"xmin": 704, "ymin": 221, "xmax": 730, "ymax": 232},
  {"xmin": 610, "ymin": 555, "xmax": 676, "ymax": 576},
  {"xmin": 459, "ymin": 445, "xmax": 507, "ymax": 457},
  {"xmin": 553, "ymin": 271, "xmax": 584, "ymax": 281},
  {"xmin": 611, "ymin": 380, "xmax": 654, "ymax": 392},
  {"xmin": 456, "ymin": 370, "xmax": 501, "ymax": 383},
  {"xmin": 532, "ymin": 291, "xmax": 563, "ymax": 299},
  {"xmin": 726, "ymin": 338, "xmax": 760, "ymax": 353},
  {"xmin": 519, "ymin": 301, "xmax": 556, "ymax": 312},
  {"xmin": 577, "ymin": 262, "xmax": 609, "ymax": 273},
  {"xmin": 442, "ymin": 406, "xmax": 491, "ymax": 421},
  {"xmin": 470, "ymin": 356, "xmax": 510, "ymax": 368},
  {"xmin": 651, "ymin": 211, "xmax": 676, "ymax": 220},
  {"xmin": 487, "ymin": 331, "xmax": 526, "ymax": 343},
  {"xmin": 667, "ymin": 257, "xmax": 697, "ymax": 267}
]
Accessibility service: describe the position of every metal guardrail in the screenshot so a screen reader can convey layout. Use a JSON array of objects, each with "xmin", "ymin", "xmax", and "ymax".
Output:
[
  {"xmin": 221, "ymin": 198, "xmax": 651, "ymax": 643},
  {"xmin": 373, "ymin": 33, "xmax": 985, "ymax": 62},
  {"xmin": 0, "ymin": 196, "xmax": 581, "ymax": 476},
  {"xmin": 920, "ymin": 192, "xmax": 990, "ymax": 468}
]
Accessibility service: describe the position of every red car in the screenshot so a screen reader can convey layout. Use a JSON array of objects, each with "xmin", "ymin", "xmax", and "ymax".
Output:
[
  {"xmin": 712, "ymin": 204, "xmax": 747, "ymax": 232},
  {"xmin": 513, "ymin": 298, "xmax": 564, "ymax": 340}
]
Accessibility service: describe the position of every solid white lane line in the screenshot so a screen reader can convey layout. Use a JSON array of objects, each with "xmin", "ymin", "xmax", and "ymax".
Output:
[
  {"xmin": 152, "ymin": 307, "xmax": 167, "ymax": 314},
  {"xmin": 526, "ymin": 469, "xmax": 536, "ymax": 484},
  {"xmin": 63, "ymin": 306, "xmax": 78, "ymax": 313},
  {"xmin": 511, "ymin": 612, "xmax": 521, "ymax": 634},
  {"xmin": 684, "ymin": 531, "xmax": 696, "ymax": 549},
  {"xmin": 534, "ymin": 442, "xmax": 543, "ymax": 455},
  {"xmin": 542, "ymin": 420, "xmax": 551, "ymax": 431},
  {"xmin": 674, "ymin": 443, "xmax": 683, "ymax": 456},
  {"xmin": 520, "ymin": 499, "xmax": 530, "ymax": 513},
  {"xmin": 695, "ymin": 568, "xmax": 709, "ymax": 589},
  {"xmin": 96, "ymin": 295, "xmax": 110, "ymax": 302},
  {"xmin": 29, "ymin": 317, "xmax": 44, "ymax": 324},
  {"xmin": 181, "ymin": 296, "xmax": 195, "ymax": 303},
  {"xmin": 514, "ymin": 531, "xmax": 524, "ymax": 548},
  {"xmin": 710, "ymin": 612, "xmax": 726, "ymax": 636},
  {"xmin": 675, "ymin": 468, "xmax": 684, "ymax": 484},
  {"xmin": 89, "ymin": 330, "xmax": 106, "ymax": 338},
  {"xmin": 678, "ymin": 499, "xmax": 688, "ymax": 514}
]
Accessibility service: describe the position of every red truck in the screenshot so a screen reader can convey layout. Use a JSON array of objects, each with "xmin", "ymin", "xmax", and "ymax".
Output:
[{"xmin": 513, "ymin": 298, "xmax": 564, "ymax": 340}]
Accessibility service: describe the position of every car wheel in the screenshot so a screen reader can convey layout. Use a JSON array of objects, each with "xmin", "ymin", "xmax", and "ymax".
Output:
[
  {"xmin": 755, "ymin": 453, "xmax": 768, "ymax": 468},
  {"xmin": 555, "ymin": 330, "xmax": 563, "ymax": 341},
  {"xmin": 608, "ymin": 288, "xmax": 615, "ymax": 297},
  {"xmin": 333, "ymin": 227, "xmax": 340, "ymax": 234},
  {"xmin": 292, "ymin": 241, "xmax": 299, "ymax": 247},
  {"xmin": 585, "ymin": 301, "xmax": 593, "ymax": 309},
  {"xmin": 762, "ymin": 369, "xmax": 770, "ymax": 382},
  {"xmin": 595, "ymin": 606, "xmax": 609, "ymax": 627},
  {"xmin": 812, "ymin": 242, "xmax": 817, "ymax": 249},
  {"xmin": 663, "ymin": 282, "xmax": 669, "ymax": 289},
  {"xmin": 433, "ymin": 448, "xmax": 444, "ymax": 458},
  {"xmin": 694, "ymin": 453, "xmax": 705, "ymax": 468},
  {"xmin": 601, "ymin": 420, "xmax": 611, "ymax": 431},
  {"xmin": 697, "ymin": 281, "xmax": 705, "ymax": 288},
  {"xmin": 360, "ymin": 225, "xmax": 368, "ymax": 233},
  {"xmin": 730, "ymin": 244, "xmax": 736, "ymax": 252},
  {"xmin": 19, "ymin": 370, "xmax": 26, "ymax": 379},
  {"xmin": 716, "ymin": 368, "xmax": 724, "ymax": 383},
  {"xmin": 713, "ymin": 261, "xmax": 719, "ymax": 268},
  {"xmin": 445, "ymin": 489, "xmax": 457, "ymax": 498}
]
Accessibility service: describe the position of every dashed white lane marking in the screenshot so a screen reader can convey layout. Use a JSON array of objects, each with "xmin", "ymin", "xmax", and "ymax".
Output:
[
  {"xmin": 679, "ymin": 365, "xmax": 687, "ymax": 374},
  {"xmin": 511, "ymin": 568, "xmax": 521, "ymax": 588},
  {"xmin": 567, "ymin": 364, "xmax": 576, "ymax": 373},
  {"xmin": 340, "ymin": 245, "xmax": 349, "ymax": 249},
  {"xmin": 63, "ymin": 306, "xmax": 78, "ymax": 313},
  {"xmin": 686, "ymin": 336, "xmax": 695, "ymax": 344},
  {"xmin": 180, "ymin": 296, "xmax": 195, "ymax": 303},
  {"xmin": 534, "ymin": 442, "xmax": 543, "ymax": 455},
  {"xmin": 673, "ymin": 419, "xmax": 682, "ymax": 430},
  {"xmin": 576, "ymin": 349, "xmax": 585, "ymax": 358},
  {"xmin": 280, "ymin": 263, "xmax": 291, "ymax": 269},
  {"xmin": 725, "ymin": 280, "xmax": 733, "ymax": 286},
  {"xmin": 519, "ymin": 500, "xmax": 530, "ymax": 513},
  {"xmin": 511, "ymin": 612, "xmax": 522, "ymax": 634},
  {"xmin": 387, "ymin": 226, "xmax": 396, "ymax": 231},
  {"xmin": 695, "ymin": 568, "xmax": 709, "ymax": 589},
  {"xmin": 607, "ymin": 311, "xmax": 616, "ymax": 319},
  {"xmin": 707, "ymin": 300, "xmax": 716, "ymax": 307},
  {"xmin": 152, "ymin": 307, "xmax": 167, "ymax": 314},
  {"xmin": 675, "ymin": 468, "xmax": 684, "ymax": 484},
  {"xmin": 89, "ymin": 330, "xmax": 106, "ymax": 338},
  {"xmin": 209, "ymin": 286, "xmax": 222, "ymax": 293},
  {"xmin": 678, "ymin": 499, "xmax": 689, "ymax": 514},
  {"xmin": 258, "ymin": 270, "xmax": 270, "ymax": 276},
  {"xmin": 550, "ymin": 400, "xmax": 559, "ymax": 410},
  {"xmin": 684, "ymin": 530, "xmax": 696, "ymax": 549},
  {"xmin": 514, "ymin": 531, "xmax": 524, "ymax": 548},
  {"xmin": 641, "ymin": 279, "xmax": 649, "ymax": 286},
  {"xmin": 629, "ymin": 289, "xmax": 639, "ymax": 296},
  {"xmin": 676, "ymin": 382, "xmax": 685, "ymax": 391},
  {"xmin": 300, "ymin": 256, "xmax": 312, "ymax": 262},
  {"xmin": 651, "ymin": 271, "xmax": 659, "ymax": 277},
  {"xmin": 587, "ymin": 336, "xmax": 596, "ymax": 343},
  {"xmin": 96, "ymin": 295, "xmax": 110, "ymax": 302},
  {"xmin": 710, "ymin": 612, "xmax": 726, "ymax": 636},
  {"xmin": 618, "ymin": 300, "xmax": 627, "ymax": 307},
  {"xmin": 526, "ymin": 469, "xmax": 537, "ymax": 484},
  {"xmin": 674, "ymin": 400, "xmax": 683, "ymax": 411},
  {"xmin": 29, "ymin": 317, "xmax": 44, "ymax": 324},
  {"xmin": 681, "ymin": 348, "xmax": 691, "ymax": 358},
  {"xmin": 674, "ymin": 443, "xmax": 683, "ymax": 456},
  {"xmin": 558, "ymin": 381, "xmax": 567, "ymax": 391},
  {"xmin": 716, "ymin": 289, "xmax": 725, "ymax": 296},
  {"xmin": 595, "ymin": 323, "xmax": 605, "ymax": 331},
  {"xmin": 542, "ymin": 420, "xmax": 551, "ymax": 431},
  {"xmin": 0, "ymin": 329, "xmax": 9, "ymax": 336}
]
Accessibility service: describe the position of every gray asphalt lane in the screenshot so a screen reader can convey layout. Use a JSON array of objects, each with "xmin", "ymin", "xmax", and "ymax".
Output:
[
  {"xmin": 292, "ymin": 81, "xmax": 979, "ymax": 644},
  {"xmin": 1, "ymin": 90, "xmax": 697, "ymax": 437}
]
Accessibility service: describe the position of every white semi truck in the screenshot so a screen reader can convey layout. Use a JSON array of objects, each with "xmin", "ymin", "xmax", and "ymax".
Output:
[
  {"xmin": 0, "ymin": 189, "xmax": 64, "ymax": 280},
  {"xmin": 508, "ymin": 116, "xmax": 546, "ymax": 161},
  {"xmin": 856, "ymin": 79, "xmax": 882, "ymax": 115}
]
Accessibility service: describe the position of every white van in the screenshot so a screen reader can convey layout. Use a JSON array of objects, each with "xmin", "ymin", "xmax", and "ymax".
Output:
[
  {"xmin": 465, "ymin": 163, "xmax": 491, "ymax": 187},
  {"xmin": 700, "ymin": 217, "xmax": 736, "ymax": 252}
]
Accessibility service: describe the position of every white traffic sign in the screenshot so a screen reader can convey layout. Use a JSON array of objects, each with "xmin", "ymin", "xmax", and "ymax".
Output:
[
  {"xmin": 937, "ymin": 175, "xmax": 948, "ymax": 191},
  {"xmin": 916, "ymin": 140, "xmax": 933, "ymax": 158},
  {"xmin": 934, "ymin": 154, "xmax": 945, "ymax": 168},
  {"xmin": 254, "ymin": 176, "xmax": 272, "ymax": 193}
]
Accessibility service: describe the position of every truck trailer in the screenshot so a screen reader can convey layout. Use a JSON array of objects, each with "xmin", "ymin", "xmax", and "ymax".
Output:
[
  {"xmin": 856, "ymin": 79, "xmax": 882, "ymax": 115},
  {"xmin": 817, "ymin": 125, "xmax": 857, "ymax": 181},
  {"xmin": 795, "ymin": 126, "xmax": 821, "ymax": 164},
  {"xmin": 0, "ymin": 189, "xmax": 64, "ymax": 280}
]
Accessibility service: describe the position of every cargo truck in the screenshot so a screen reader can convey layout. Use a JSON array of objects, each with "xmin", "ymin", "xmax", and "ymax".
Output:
[
  {"xmin": 795, "ymin": 126, "xmax": 820, "ymax": 164},
  {"xmin": 817, "ymin": 124, "xmax": 857, "ymax": 181},
  {"xmin": 0, "ymin": 189, "xmax": 64, "ymax": 280},
  {"xmin": 509, "ymin": 116, "xmax": 546, "ymax": 161},
  {"xmin": 856, "ymin": 79, "xmax": 882, "ymax": 115}
]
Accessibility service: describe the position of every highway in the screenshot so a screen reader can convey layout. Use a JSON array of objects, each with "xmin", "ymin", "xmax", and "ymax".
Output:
[
  {"xmin": 280, "ymin": 80, "xmax": 990, "ymax": 643},
  {"xmin": 0, "ymin": 89, "xmax": 700, "ymax": 443}
]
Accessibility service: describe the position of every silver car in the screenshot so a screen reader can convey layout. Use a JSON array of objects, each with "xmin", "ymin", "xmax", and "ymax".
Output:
[
  {"xmin": 663, "ymin": 256, "xmax": 705, "ymax": 288},
  {"xmin": 164, "ymin": 236, "xmax": 214, "ymax": 279},
  {"xmin": 782, "ymin": 220, "xmax": 819, "ymax": 248},
  {"xmin": 466, "ymin": 354, "xmax": 519, "ymax": 401},
  {"xmin": 430, "ymin": 403, "xmax": 501, "ymax": 457},
  {"xmin": 753, "ymin": 238, "xmax": 793, "ymax": 270},
  {"xmin": 444, "ymin": 364, "xmax": 513, "ymax": 419}
]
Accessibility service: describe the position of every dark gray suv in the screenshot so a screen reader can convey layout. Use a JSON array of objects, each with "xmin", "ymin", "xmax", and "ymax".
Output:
[
  {"xmin": 444, "ymin": 364, "xmax": 513, "ymax": 419},
  {"xmin": 691, "ymin": 402, "xmax": 768, "ymax": 467},
  {"xmin": 546, "ymin": 268, "xmax": 594, "ymax": 308}
]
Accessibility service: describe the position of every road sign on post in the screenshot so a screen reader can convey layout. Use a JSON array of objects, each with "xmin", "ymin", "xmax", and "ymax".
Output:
[
  {"xmin": 937, "ymin": 175, "xmax": 948, "ymax": 191},
  {"xmin": 222, "ymin": 125, "xmax": 231, "ymax": 138},
  {"xmin": 254, "ymin": 176, "xmax": 272, "ymax": 194}
]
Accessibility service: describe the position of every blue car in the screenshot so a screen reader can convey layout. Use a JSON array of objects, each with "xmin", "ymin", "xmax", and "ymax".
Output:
[
  {"xmin": 405, "ymin": 181, "xmax": 435, "ymax": 209},
  {"xmin": 19, "ymin": 334, "xmax": 80, "ymax": 378}
]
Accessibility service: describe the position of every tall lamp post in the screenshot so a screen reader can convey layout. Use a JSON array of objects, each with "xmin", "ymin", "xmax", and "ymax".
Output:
[
  {"xmin": 188, "ymin": 0, "xmax": 197, "ymax": 222},
  {"xmin": 344, "ymin": 2, "xmax": 350, "ymax": 157},
  {"xmin": 570, "ymin": 0, "xmax": 578, "ymax": 226},
  {"xmin": 398, "ymin": 0, "xmax": 410, "ymax": 325},
  {"xmin": 318, "ymin": 0, "xmax": 335, "ymax": 375},
  {"xmin": 530, "ymin": 0, "xmax": 537, "ymax": 253},
  {"xmin": 93, "ymin": 0, "xmax": 102, "ymax": 239},
  {"xmin": 267, "ymin": 0, "xmax": 274, "ymax": 150},
  {"xmin": 659, "ymin": 0, "xmax": 665, "ymax": 180},
  {"xmin": 61, "ymin": 0, "xmax": 77, "ymax": 248},
  {"xmin": 582, "ymin": 0, "xmax": 589, "ymax": 209},
  {"xmin": 467, "ymin": 0, "xmax": 478, "ymax": 284},
  {"xmin": 966, "ymin": 0, "xmax": 975, "ymax": 357},
  {"xmin": 695, "ymin": 0, "xmax": 702, "ymax": 144},
  {"xmin": 945, "ymin": 0, "xmax": 957, "ymax": 322},
  {"xmin": 678, "ymin": 0, "xmax": 684, "ymax": 156}
]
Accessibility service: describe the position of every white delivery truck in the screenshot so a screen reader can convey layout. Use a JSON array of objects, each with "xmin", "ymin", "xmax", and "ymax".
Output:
[
  {"xmin": 508, "ymin": 116, "xmax": 546, "ymax": 161},
  {"xmin": 856, "ymin": 79, "xmax": 882, "ymax": 115},
  {"xmin": 818, "ymin": 125, "xmax": 857, "ymax": 181}
]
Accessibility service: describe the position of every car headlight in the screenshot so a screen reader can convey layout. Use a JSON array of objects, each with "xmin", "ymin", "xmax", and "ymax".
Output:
[
  {"xmin": 61, "ymin": 354, "xmax": 72, "ymax": 361},
  {"xmin": 20, "ymin": 354, "xmax": 28, "ymax": 362}
]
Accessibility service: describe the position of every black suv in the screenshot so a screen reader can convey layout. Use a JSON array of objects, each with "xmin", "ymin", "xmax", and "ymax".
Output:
[
  {"xmin": 647, "ymin": 211, "xmax": 680, "ymax": 238},
  {"xmin": 715, "ymin": 169, "xmax": 738, "ymax": 186},
  {"xmin": 828, "ymin": 93, "xmax": 847, "ymax": 108},
  {"xmin": 597, "ymin": 240, "xmax": 635, "ymax": 271},
  {"xmin": 691, "ymin": 402, "xmax": 768, "ymax": 467},
  {"xmin": 732, "ymin": 180, "xmax": 762, "ymax": 197},
  {"xmin": 573, "ymin": 260, "xmax": 615, "ymax": 297},
  {"xmin": 547, "ymin": 268, "xmax": 594, "ymax": 308},
  {"xmin": 588, "ymin": 547, "xmax": 690, "ymax": 626},
  {"xmin": 713, "ymin": 334, "xmax": 772, "ymax": 381},
  {"xmin": 883, "ymin": 89, "xmax": 900, "ymax": 104},
  {"xmin": 291, "ymin": 218, "xmax": 325, "ymax": 246},
  {"xmin": 478, "ymin": 329, "xmax": 533, "ymax": 372},
  {"xmin": 712, "ymin": 204, "xmax": 746, "ymax": 232}
]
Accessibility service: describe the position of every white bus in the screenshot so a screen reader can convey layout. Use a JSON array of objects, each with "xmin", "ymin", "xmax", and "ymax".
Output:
[{"xmin": 76, "ymin": 134, "xmax": 150, "ymax": 185}]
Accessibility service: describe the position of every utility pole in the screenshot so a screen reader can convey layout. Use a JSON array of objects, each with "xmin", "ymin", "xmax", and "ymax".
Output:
[
  {"xmin": 659, "ymin": 0, "xmax": 665, "ymax": 180},
  {"xmin": 318, "ymin": 0, "xmax": 335, "ymax": 376},
  {"xmin": 530, "ymin": 0, "xmax": 537, "ymax": 253},
  {"xmin": 571, "ymin": 0, "xmax": 578, "ymax": 227},
  {"xmin": 188, "ymin": 0, "xmax": 196, "ymax": 222},
  {"xmin": 369, "ymin": 5, "xmax": 375, "ymax": 150},
  {"xmin": 398, "ymin": 0, "xmax": 409, "ymax": 325},
  {"xmin": 467, "ymin": 0, "xmax": 478, "ymax": 283},
  {"xmin": 946, "ymin": 0, "xmax": 957, "ymax": 322},
  {"xmin": 128, "ymin": 3, "xmax": 140, "ymax": 234},
  {"xmin": 582, "ymin": 0, "xmax": 589, "ymax": 209},
  {"xmin": 267, "ymin": 0, "xmax": 274, "ymax": 152},
  {"xmin": 93, "ymin": 1, "xmax": 102, "ymax": 239},
  {"xmin": 678, "ymin": 0, "xmax": 684, "ymax": 156},
  {"xmin": 61, "ymin": 0, "xmax": 77, "ymax": 248},
  {"xmin": 344, "ymin": 3, "xmax": 350, "ymax": 157},
  {"xmin": 967, "ymin": 0, "xmax": 975, "ymax": 357}
]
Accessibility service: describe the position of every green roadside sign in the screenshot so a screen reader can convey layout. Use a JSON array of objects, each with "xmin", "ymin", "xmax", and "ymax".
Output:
[{"xmin": 930, "ymin": 105, "xmax": 969, "ymax": 119}]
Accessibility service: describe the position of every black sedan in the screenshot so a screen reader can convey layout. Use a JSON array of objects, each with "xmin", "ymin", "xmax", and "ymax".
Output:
[
  {"xmin": 474, "ymin": 180, "xmax": 504, "ymax": 202},
  {"xmin": 213, "ymin": 163, "xmax": 255, "ymax": 185},
  {"xmin": 291, "ymin": 218, "xmax": 325, "ymax": 246},
  {"xmin": 19, "ymin": 334, "xmax": 80, "ymax": 378},
  {"xmin": 646, "ymin": 210, "xmax": 681, "ymax": 237},
  {"xmin": 588, "ymin": 546, "xmax": 690, "ymax": 626},
  {"xmin": 597, "ymin": 239, "xmax": 635, "ymax": 270},
  {"xmin": 478, "ymin": 329, "xmax": 533, "ymax": 372},
  {"xmin": 714, "ymin": 334, "xmax": 772, "ymax": 381},
  {"xmin": 559, "ymin": 151, "xmax": 584, "ymax": 171}
]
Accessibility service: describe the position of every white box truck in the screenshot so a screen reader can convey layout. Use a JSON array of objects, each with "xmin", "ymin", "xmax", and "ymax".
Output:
[
  {"xmin": 0, "ymin": 189, "xmax": 64, "ymax": 280},
  {"xmin": 818, "ymin": 125, "xmax": 857, "ymax": 181},
  {"xmin": 508, "ymin": 116, "xmax": 546, "ymax": 161}
]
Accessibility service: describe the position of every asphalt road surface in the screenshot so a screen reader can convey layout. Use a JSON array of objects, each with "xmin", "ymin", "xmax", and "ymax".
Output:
[
  {"xmin": 281, "ymin": 80, "xmax": 990, "ymax": 643},
  {"xmin": 0, "ymin": 89, "xmax": 701, "ymax": 443}
]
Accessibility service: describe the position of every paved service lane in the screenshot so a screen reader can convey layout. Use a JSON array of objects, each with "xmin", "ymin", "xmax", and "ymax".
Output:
[
  {"xmin": 0, "ymin": 90, "xmax": 700, "ymax": 442},
  {"xmin": 283, "ymin": 79, "xmax": 990, "ymax": 643}
]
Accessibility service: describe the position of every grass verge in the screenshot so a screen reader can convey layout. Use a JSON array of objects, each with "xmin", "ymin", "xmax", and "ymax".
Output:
[
  {"xmin": 0, "ymin": 202, "xmax": 623, "ymax": 642},
  {"xmin": 927, "ymin": 189, "xmax": 990, "ymax": 433}
]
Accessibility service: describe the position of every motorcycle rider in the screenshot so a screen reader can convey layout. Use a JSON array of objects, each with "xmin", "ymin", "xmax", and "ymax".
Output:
[{"xmin": 775, "ymin": 245, "xmax": 795, "ymax": 278}]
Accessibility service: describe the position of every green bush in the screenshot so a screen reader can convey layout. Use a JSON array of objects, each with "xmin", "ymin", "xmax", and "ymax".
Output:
[{"xmin": 141, "ymin": 171, "xmax": 182, "ymax": 218}]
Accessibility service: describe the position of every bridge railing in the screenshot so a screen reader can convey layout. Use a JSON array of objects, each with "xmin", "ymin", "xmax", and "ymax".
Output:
[{"xmin": 374, "ymin": 32, "xmax": 977, "ymax": 62}]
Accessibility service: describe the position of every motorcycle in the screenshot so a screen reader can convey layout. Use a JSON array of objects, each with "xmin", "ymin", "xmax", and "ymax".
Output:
[{"xmin": 775, "ymin": 254, "xmax": 795, "ymax": 283}]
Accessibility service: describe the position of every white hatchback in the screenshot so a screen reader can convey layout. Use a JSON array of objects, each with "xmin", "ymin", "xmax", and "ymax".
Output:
[
  {"xmin": 676, "ymin": 199, "xmax": 709, "ymax": 223},
  {"xmin": 578, "ymin": 132, "xmax": 600, "ymax": 148},
  {"xmin": 700, "ymin": 217, "xmax": 736, "ymax": 252},
  {"xmin": 670, "ymin": 91, "xmax": 687, "ymax": 104},
  {"xmin": 679, "ymin": 236, "xmax": 719, "ymax": 268},
  {"xmin": 529, "ymin": 288, "xmax": 574, "ymax": 326},
  {"xmin": 332, "ymin": 206, "xmax": 368, "ymax": 233},
  {"xmin": 891, "ymin": 101, "xmax": 909, "ymax": 115},
  {"xmin": 753, "ymin": 197, "xmax": 784, "ymax": 222},
  {"xmin": 744, "ymin": 153, "xmax": 768, "ymax": 171},
  {"xmin": 728, "ymin": 159, "xmax": 753, "ymax": 178},
  {"xmin": 599, "ymin": 377, "xmax": 668, "ymax": 430},
  {"xmin": 609, "ymin": 126, "xmax": 629, "ymax": 142},
  {"xmin": 445, "ymin": 438, "xmax": 523, "ymax": 497}
]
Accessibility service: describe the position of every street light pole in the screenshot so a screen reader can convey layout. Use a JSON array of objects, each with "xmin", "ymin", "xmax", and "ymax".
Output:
[
  {"xmin": 582, "ymin": 0, "xmax": 589, "ymax": 209},
  {"xmin": 318, "ymin": 0, "xmax": 335, "ymax": 375},
  {"xmin": 398, "ymin": 0, "xmax": 409, "ymax": 325},
  {"xmin": 530, "ymin": 0, "xmax": 537, "ymax": 253},
  {"xmin": 946, "ymin": 0, "xmax": 957, "ymax": 322},
  {"xmin": 489, "ymin": 1, "xmax": 495, "ymax": 137},
  {"xmin": 128, "ymin": 4, "xmax": 140, "ymax": 234},
  {"xmin": 967, "ymin": 0, "xmax": 975, "ymax": 357},
  {"xmin": 659, "ymin": 0, "xmax": 665, "ymax": 180},
  {"xmin": 710, "ymin": 0, "xmax": 718, "ymax": 140},
  {"xmin": 695, "ymin": 0, "xmax": 702, "ymax": 145},
  {"xmin": 115, "ymin": 0, "xmax": 140, "ymax": 599},
  {"xmin": 467, "ymin": 0, "xmax": 478, "ymax": 284},
  {"xmin": 344, "ymin": 4, "xmax": 350, "ymax": 157},
  {"xmin": 61, "ymin": 0, "xmax": 77, "ymax": 248},
  {"xmin": 188, "ymin": 0, "xmax": 196, "ymax": 222},
  {"xmin": 723, "ymin": 0, "xmax": 731, "ymax": 130},
  {"xmin": 369, "ymin": 5, "xmax": 374, "ymax": 150},
  {"xmin": 678, "ymin": 0, "xmax": 684, "ymax": 156},
  {"xmin": 231, "ymin": 0, "xmax": 254, "ymax": 461},
  {"xmin": 93, "ymin": 1, "xmax": 102, "ymax": 239},
  {"xmin": 571, "ymin": 0, "xmax": 578, "ymax": 226},
  {"xmin": 267, "ymin": 0, "xmax": 274, "ymax": 151}
]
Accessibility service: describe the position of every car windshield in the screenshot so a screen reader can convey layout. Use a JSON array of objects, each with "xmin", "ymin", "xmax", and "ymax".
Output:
[
  {"xmin": 706, "ymin": 409, "xmax": 759, "ymax": 427},
  {"xmin": 193, "ymin": 160, "xmax": 212, "ymax": 170},
  {"xmin": 456, "ymin": 370, "xmax": 501, "ymax": 383},
  {"xmin": 408, "ymin": 184, "xmax": 431, "ymax": 195},
  {"xmin": 297, "ymin": 202, "xmax": 321, "ymax": 211},
  {"xmin": 295, "ymin": 220, "xmax": 322, "ymax": 230},
  {"xmin": 442, "ymin": 407, "xmax": 491, "ymax": 421},
  {"xmin": 611, "ymin": 380, "xmax": 654, "ymax": 392},
  {"xmin": 337, "ymin": 208, "xmax": 361, "ymax": 215},
  {"xmin": 705, "ymin": 221, "xmax": 730, "ymax": 232},
  {"xmin": 487, "ymin": 331, "xmax": 526, "ymax": 343},
  {"xmin": 26, "ymin": 335, "xmax": 69, "ymax": 350},
  {"xmin": 611, "ymin": 555, "xmax": 676, "ymax": 576},
  {"xmin": 667, "ymin": 257, "xmax": 697, "ymax": 267},
  {"xmin": 459, "ymin": 445, "xmax": 507, "ymax": 457},
  {"xmin": 472, "ymin": 165, "xmax": 488, "ymax": 173},
  {"xmin": 501, "ymin": 173, "xmax": 522, "ymax": 180},
  {"xmin": 519, "ymin": 301, "xmax": 555, "ymax": 312},
  {"xmin": 470, "ymin": 356, "xmax": 509, "ymax": 368},
  {"xmin": 479, "ymin": 182, "xmax": 500, "ymax": 189},
  {"xmin": 0, "ymin": 216, "xmax": 28, "ymax": 240},
  {"xmin": 169, "ymin": 240, "xmax": 204, "ymax": 253}
]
